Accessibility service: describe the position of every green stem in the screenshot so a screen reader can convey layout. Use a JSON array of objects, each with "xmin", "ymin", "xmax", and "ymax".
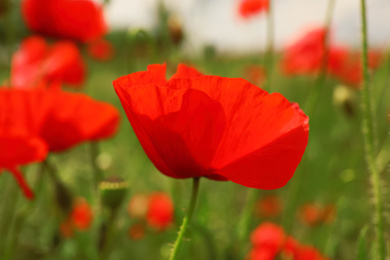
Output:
[
  {"xmin": 0, "ymin": 174, "xmax": 19, "ymax": 258},
  {"xmin": 99, "ymin": 209, "xmax": 118, "ymax": 260},
  {"xmin": 169, "ymin": 177, "xmax": 200, "ymax": 260},
  {"xmin": 359, "ymin": 0, "xmax": 385, "ymax": 259},
  {"xmin": 263, "ymin": 0, "xmax": 274, "ymax": 91}
]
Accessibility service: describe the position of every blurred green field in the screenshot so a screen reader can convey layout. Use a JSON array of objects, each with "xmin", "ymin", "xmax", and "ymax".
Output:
[{"xmin": 0, "ymin": 22, "xmax": 389, "ymax": 260}]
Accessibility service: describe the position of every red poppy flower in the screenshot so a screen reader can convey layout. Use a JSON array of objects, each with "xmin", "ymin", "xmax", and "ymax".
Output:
[
  {"xmin": 113, "ymin": 64, "xmax": 309, "ymax": 189},
  {"xmin": 146, "ymin": 192, "xmax": 174, "ymax": 230},
  {"xmin": 298, "ymin": 203, "xmax": 336, "ymax": 226},
  {"xmin": 22, "ymin": 0, "xmax": 106, "ymax": 43},
  {"xmin": 281, "ymin": 27, "xmax": 348, "ymax": 76},
  {"xmin": 71, "ymin": 197, "xmax": 93, "ymax": 230},
  {"xmin": 299, "ymin": 203, "xmax": 322, "ymax": 226},
  {"xmin": 256, "ymin": 194, "xmax": 282, "ymax": 218},
  {"xmin": 250, "ymin": 222, "xmax": 285, "ymax": 254},
  {"xmin": 0, "ymin": 88, "xmax": 52, "ymax": 199},
  {"xmin": 60, "ymin": 197, "xmax": 93, "ymax": 237},
  {"xmin": 11, "ymin": 36, "xmax": 86, "ymax": 89},
  {"xmin": 88, "ymin": 39, "xmax": 114, "ymax": 61},
  {"xmin": 294, "ymin": 245, "xmax": 326, "ymax": 260},
  {"xmin": 40, "ymin": 90, "xmax": 120, "ymax": 152},
  {"xmin": 248, "ymin": 248, "xmax": 276, "ymax": 260},
  {"xmin": 243, "ymin": 65, "xmax": 267, "ymax": 87},
  {"xmin": 238, "ymin": 0, "xmax": 269, "ymax": 19},
  {"xmin": 334, "ymin": 50, "xmax": 382, "ymax": 88}
]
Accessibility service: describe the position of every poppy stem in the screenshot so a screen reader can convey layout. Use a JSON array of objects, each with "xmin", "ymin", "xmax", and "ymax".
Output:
[
  {"xmin": 359, "ymin": 0, "xmax": 385, "ymax": 259},
  {"xmin": 264, "ymin": 0, "xmax": 274, "ymax": 91},
  {"xmin": 169, "ymin": 177, "xmax": 200, "ymax": 260}
]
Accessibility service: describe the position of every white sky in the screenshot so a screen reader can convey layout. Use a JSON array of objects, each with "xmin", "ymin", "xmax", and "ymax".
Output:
[{"xmin": 99, "ymin": 0, "xmax": 390, "ymax": 54}]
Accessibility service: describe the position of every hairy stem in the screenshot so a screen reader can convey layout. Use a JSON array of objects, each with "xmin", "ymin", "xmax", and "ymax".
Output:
[
  {"xmin": 169, "ymin": 177, "xmax": 200, "ymax": 260},
  {"xmin": 359, "ymin": 0, "xmax": 385, "ymax": 259}
]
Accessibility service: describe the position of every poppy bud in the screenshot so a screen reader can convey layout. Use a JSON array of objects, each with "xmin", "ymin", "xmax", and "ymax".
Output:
[
  {"xmin": 168, "ymin": 15, "xmax": 183, "ymax": 45},
  {"xmin": 99, "ymin": 176, "xmax": 129, "ymax": 211},
  {"xmin": 333, "ymin": 84, "xmax": 357, "ymax": 117}
]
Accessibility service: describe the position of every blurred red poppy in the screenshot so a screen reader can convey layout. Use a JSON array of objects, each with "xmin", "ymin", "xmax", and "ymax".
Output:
[
  {"xmin": 11, "ymin": 36, "xmax": 86, "ymax": 89},
  {"xmin": 250, "ymin": 222, "xmax": 285, "ymax": 254},
  {"xmin": 40, "ymin": 90, "xmax": 120, "ymax": 152},
  {"xmin": 60, "ymin": 197, "xmax": 93, "ymax": 237},
  {"xmin": 256, "ymin": 194, "xmax": 282, "ymax": 218},
  {"xmin": 238, "ymin": 0, "xmax": 269, "ymax": 19},
  {"xmin": 0, "ymin": 88, "xmax": 52, "ymax": 199},
  {"xmin": 88, "ymin": 39, "xmax": 114, "ymax": 61},
  {"xmin": 248, "ymin": 223, "xmax": 329, "ymax": 260},
  {"xmin": 22, "ymin": 0, "xmax": 106, "ymax": 43},
  {"xmin": 146, "ymin": 192, "xmax": 174, "ymax": 230},
  {"xmin": 281, "ymin": 27, "xmax": 347, "ymax": 76},
  {"xmin": 298, "ymin": 203, "xmax": 336, "ymax": 226},
  {"xmin": 334, "ymin": 50, "xmax": 382, "ymax": 88},
  {"xmin": 114, "ymin": 64, "xmax": 309, "ymax": 189},
  {"xmin": 243, "ymin": 65, "xmax": 267, "ymax": 87}
]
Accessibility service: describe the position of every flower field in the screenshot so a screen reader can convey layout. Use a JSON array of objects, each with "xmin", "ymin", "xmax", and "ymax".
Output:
[{"xmin": 0, "ymin": 0, "xmax": 389, "ymax": 260}]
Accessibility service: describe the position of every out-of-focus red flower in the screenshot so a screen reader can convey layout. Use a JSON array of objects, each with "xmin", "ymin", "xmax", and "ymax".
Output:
[
  {"xmin": 127, "ymin": 193, "xmax": 150, "ymax": 219},
  {"xmin": 71, "ymin": 197, "xmax": 93, "ymax": 230},
  {"xmin": 281, "ymin": 27, "xmax": 348, "ymax": 77},
  {"xmin": 250, "ymin": 222, "xmax": 285, "ymax": 254},
  {"xmin": 146, "ymin": 192, "xmax": 174, "ymax": 230},
  {"xmin": 243, "ymin": 65, "xmax": 267, "ymax": 87},
  {"xmin": 11, "ymin": 36, "xmax": 86, "ymax": 89},
  {"xmin": 40, "ymin": 90, "xmax": 120, "ymax": 152},
  {"xmin": 60, "ymin": 197, "xmax": 93, "ymax": 237},
  {"xmin": 0, "ymin": 88, "xmax": 52, "ymax": 199},
  {"xmin": 128, "ymin": 222, "xmax": 146, "ymax": 240},
  {"xmin": 238, "ymin": 0, "xmax": 269, "ymax": 19},
  {"xmin": 282, "ymin": 236, "xmax": 299, "ymax": 258},
  {"xmin": 299, "ymin": 203, "xmax": 336, "ymax": 226},
  {"xmin": 248, "ymin": 248, "xmax": 276, "ymax": 260},
  {"xmin": 256, "ymin": 195, "xmax": 282, "ymax": 218},
  {"xmin": 299, "ymin": 203, "xmax": 322, "ymax": 226},
  {"xmin": 334, "ymin": 50, "xmax": 382, "ymax": 88},
  {"xmin": 113, "ymin": 64, "xmax": 309, "ymax": 189},
  {"xmin": 22, "ymin": 0, "xmax": 106, "ymax": 43},
  {"xmin": 88, "ymin": 39, "xmax": 114, "ymax": 61},
  {"xmin": 294, "ymin": 245, "xmax": 326, "ymax": 260},
  {"xmin": 248, "ymin": 223, "xmax": 330, "ymax": 260}
]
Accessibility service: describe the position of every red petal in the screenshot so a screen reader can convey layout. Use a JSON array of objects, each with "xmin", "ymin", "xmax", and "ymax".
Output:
[
  {"xmin": 22, "ymin": 0, "xmax": 106, "ymax": 42},
  {"xmin": 170, "ymin": 64, "xmax": 203, "ymax": 80},
  {"xmin": 114, "ymin": 84, "xmax": 226, "ymax": 178},
  {"xmin": 166, "ymin": 76, "xmax": 308, "ymax": 189},
  {"xmin": 40, "ymin": 91, "xmax": 120, "ymax": 152}
]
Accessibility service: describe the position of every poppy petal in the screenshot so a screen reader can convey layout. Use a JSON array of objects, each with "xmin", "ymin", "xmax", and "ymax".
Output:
[{"xmin": 115, "ymin": 84, "xmax": 226, "ymax": 178}]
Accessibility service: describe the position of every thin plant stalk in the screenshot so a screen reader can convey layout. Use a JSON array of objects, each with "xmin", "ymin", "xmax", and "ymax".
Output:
[
  {"xmin": 264, "ymin": 0, "xmax": 274, "ymax": 91},
  {"xmin": 304, "ymin": 0, "xmax": 336, "ymax": 114},
  {"xmin": 359, "ymin": 0, "xmax": 385, "ymax": 259},
  {"xmin": 169, "ymin": 177, "xmax": 200, "ymax": 260}
]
